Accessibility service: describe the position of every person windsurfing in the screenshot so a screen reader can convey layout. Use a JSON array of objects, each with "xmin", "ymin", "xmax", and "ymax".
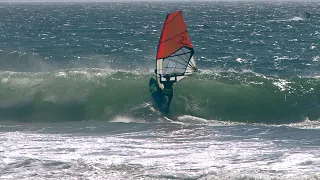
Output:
[
  {"xmin": 149, "ymin": 10, "xmax": 197, "ymax": 113},
  {"xmin": 160, "ymin": 75, "xmax": 177, "ymax": 112}
]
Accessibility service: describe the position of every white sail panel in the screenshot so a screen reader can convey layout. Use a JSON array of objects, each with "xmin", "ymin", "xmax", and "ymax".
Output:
[{"xmin": 156, "ymin": 47, "xmax": 196, "ymax": 83}]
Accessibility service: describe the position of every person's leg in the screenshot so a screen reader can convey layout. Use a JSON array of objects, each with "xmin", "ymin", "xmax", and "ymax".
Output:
[
  {"xmin": 160, "ymin": 94, "xmax": 169, "ymax": 112},
  {"xmin": 166, "ymin": 94, "xmax": 173, "ymax": 110}
]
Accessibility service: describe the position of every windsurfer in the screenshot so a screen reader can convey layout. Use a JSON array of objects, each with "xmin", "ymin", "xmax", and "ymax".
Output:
[
  {"xmin": 149, "ymin": 11, "xmax": 196, "ymax": 113},
  {"xmin": 160, "ymin": 75, "xmax": 177, "ymax": 111}
]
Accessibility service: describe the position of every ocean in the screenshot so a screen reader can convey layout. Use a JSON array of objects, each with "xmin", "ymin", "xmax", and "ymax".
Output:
[{"xmin": 0, "ymin": 1, "xmax": 320, "ymax": 179}]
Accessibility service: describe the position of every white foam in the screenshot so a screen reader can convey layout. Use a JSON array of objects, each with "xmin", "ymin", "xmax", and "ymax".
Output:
[
  {"xmin": 312, "ymin": 56, "xmax": 320, "ymax": 62},
  {"xmin": 235, "ymin": 57, "xmax": 246, "ymax": 63},
  {"xmin": 110, "ymin": 116, "xmax": 137, "ymax": 123},
  {"xmin": 268, "ymin": 16, "xmax": 304, "ymax": 22},
  {"xmin": 177, "ymin": 115, "xmax": 245, "ymax": 126},
  {"xmin": 287, "ymin": 118, "xmax": 320, "ymax": 129},
  {"xmin": 196, "ymin": 68, "xmax": 257, "ymax": 75},
  {"xmin": 289, "ymin": 16, "xmax": 304, "ymax": 21},
  {"xmin": 272, "ymin": 78, "xmax": 293, "ymax": 92},
  {"xmin": 177, "ymin": 115, "xmax": 209, "ymax": 124}
]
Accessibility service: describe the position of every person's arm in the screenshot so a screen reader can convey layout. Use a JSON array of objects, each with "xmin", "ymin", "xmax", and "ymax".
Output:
[{"xmin": 160, "ymin": 76, "xmax": 164, "ymax": 84}]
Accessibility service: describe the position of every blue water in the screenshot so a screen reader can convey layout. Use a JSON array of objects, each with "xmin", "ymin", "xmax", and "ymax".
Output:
[{"xmin": 0, "ymin": 1, "xmax": 320, "ymax": 179}]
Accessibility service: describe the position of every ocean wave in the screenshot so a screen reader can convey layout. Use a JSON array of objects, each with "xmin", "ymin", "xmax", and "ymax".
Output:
[{"xmin": 0, "ymin": 69, "xmax": 319, "ymax": 124}]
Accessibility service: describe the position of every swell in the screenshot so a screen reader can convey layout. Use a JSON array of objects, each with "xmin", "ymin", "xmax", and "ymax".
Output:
[{"xmin": 0, "ymin": 69, "xmax": 319, "ymax": 124}]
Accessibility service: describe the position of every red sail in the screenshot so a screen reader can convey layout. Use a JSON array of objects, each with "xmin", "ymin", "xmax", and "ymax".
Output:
[{"xmin": 156, "ymin": 11, "xmax": 193, "ymax": 59}]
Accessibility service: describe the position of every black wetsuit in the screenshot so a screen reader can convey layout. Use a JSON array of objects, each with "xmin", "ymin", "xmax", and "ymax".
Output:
[{"xmin": 160, "ymin": 76, "xmax": 177, "ymax": 111}]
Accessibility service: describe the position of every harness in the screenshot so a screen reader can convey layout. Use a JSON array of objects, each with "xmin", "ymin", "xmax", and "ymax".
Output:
[{"xmin": 163, "ymin": 87, "xmax": 173, "ymax": 95}]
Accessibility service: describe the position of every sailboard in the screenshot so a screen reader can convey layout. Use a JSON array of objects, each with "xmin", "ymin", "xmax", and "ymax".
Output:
[{"xmin": 155, "ymin": 10, "xmax": 197, "ymax": 88}]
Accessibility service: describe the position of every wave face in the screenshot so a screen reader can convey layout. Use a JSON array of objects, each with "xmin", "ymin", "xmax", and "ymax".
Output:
[{"xmin": 0, "ymin": 69, "xmax": 319, "ymax": 123}]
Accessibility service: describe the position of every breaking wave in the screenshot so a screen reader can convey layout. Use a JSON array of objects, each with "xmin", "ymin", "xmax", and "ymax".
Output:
[{"xmin": 0, "ymin": 69, "xmax": 319, "ymax": 124}]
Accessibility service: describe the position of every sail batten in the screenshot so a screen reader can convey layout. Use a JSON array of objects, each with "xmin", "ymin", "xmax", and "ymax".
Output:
[{"xmin": 160, "ymin": 31, "xmax": 188, "ymax": 45}]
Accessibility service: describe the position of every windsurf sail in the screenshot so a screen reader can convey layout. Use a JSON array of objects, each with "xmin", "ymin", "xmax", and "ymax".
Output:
[{"xmin": 156, "ymin": 10, "xmax": 197, "ymax": 87}]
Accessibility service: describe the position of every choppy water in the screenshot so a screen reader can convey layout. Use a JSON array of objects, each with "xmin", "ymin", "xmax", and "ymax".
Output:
[
  {"xmin": 1, "ymin": 121, "xmax": 320, "ymax": 180},
  {"xmin": 0, "ymin": 1, "xmax": 320, "ymax": 179}
]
